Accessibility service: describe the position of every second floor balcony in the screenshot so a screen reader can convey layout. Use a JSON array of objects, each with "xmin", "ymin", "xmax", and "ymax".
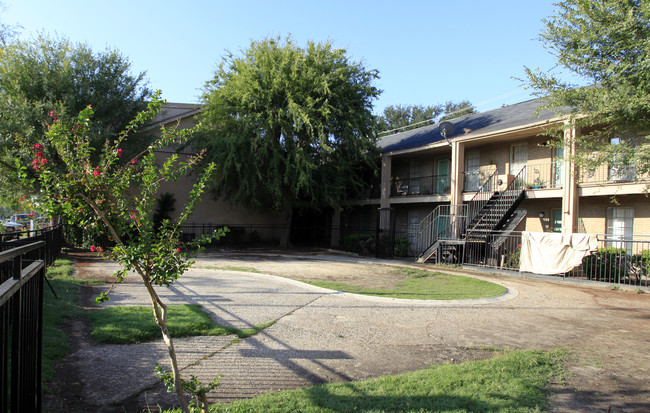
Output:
[{"xmin": 391, "ymin": 174, "xmax": 451, "ymax": 197}]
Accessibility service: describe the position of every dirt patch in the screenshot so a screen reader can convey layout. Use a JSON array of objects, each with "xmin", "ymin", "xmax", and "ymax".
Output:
[{"xmin": 43, "ymin": 250, "xmax": 650, "ymax": 412}]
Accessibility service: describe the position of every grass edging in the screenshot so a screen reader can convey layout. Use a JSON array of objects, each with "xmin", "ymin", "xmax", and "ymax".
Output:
[
  {"xmin": 87, "ymin": 304, "xmax": 274, "ymax": 344},
  {"xmin": 167, "ymin": 349, "xmax": 567, "ymax": 412},
  {"xmin": 304, "ymin": 267, "xmax": 506, "ymax": 300}
]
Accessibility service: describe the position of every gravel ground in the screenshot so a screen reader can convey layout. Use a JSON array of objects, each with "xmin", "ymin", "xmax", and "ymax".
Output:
[{"xmin": 44, "ymin": 250, "xmax": 650, "ymax": 412}]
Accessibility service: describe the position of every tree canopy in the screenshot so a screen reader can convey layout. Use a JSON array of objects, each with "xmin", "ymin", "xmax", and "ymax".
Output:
[
  {"xmin": 196, "ymin": 36, "xmax": 381, "ymax": 216},
  {"xmin": 525, "ymin": 0, "xmax": 650, "ymax": 176},
  {"xmin": 376, "ymin": 100, "xmax": 475, "ymax": 134},
  {"xmin": 0, "ymin": 34, "xmax": 152, "ymax": 203}
]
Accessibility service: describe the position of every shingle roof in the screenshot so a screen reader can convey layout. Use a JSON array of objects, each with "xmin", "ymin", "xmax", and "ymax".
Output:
[{"xmin": 378, "ymin": 98, "xmax": 557, "ymax": 153}]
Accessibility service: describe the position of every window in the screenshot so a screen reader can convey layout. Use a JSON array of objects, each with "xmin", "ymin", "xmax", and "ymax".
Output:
[
  {"xmin": 465, "ymin": 150, "xmax": 480, "ymax": 191},
  {"xmin": 607, "ymin": 207, "xmax": 633, "ymax": 251},
  {"xmin": 608, "ymin": 138, "xmax": 635, "ymax": 182}
]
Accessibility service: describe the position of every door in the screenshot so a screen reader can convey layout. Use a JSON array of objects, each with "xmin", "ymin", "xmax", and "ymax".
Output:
[
  {"xmin": 552, "ymin": 209, "xmax": 562, "ymax": 232},
  {"xmin": 408, "ymin": 210, "xmax": 419, "ymax": 256},
  {"xmin": 435, "ymin": 158, "xmax": 450, "ymax": 194},
  {"xmin": 409, "ymin": 161, "xmax": 421, "ymax": 195},
  {"xmin": 607, "ymin": 207, "xmax": 633, "ymax": 251},
  {"xmin": 465, "ymin": 150, "xmax": 480, "ymax": 191},
  {"xmin": 511, "ymin": 142, "xmax": 528, "ymax": 183}
]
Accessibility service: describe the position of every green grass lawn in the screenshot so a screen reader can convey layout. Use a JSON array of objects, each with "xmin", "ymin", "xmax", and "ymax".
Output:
[
  {"xmin": 166, "ymin": 349, "xmax": 565, "ymax": 412},
  {"xmin": 87, "ymin": 304, "xmax": 274, "ymax": 344},
  {"xmin": 305, "ymin": 267, "xmax": 506, "ymax": 300},
  {"xmin": 42, "ymin": 258, "xmax": 103, "ymax": 383}
]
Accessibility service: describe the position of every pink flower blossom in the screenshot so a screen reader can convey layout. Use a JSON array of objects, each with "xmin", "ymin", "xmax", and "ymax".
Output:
[
  {"xmin": 40, "ymin": 158, "xmax": 48, "ymax": 165},
  {"xmin": 130, "ymin": 158, "xmax": 138, "ymax": 165},
  {"xmin": 176, "ymin": 247, "xmax": 181, "ymax": 253},
  {"xmin": 33, "ymin": 143, "xmax": 44, "ymax": 151},
  {"xmin": 35, "ymin": 151, "xmax": 43, "ymax": 159},
  {"xmin": 90, "ymin": 245, "xmax": 96, "ymax": 252},
  {"xmin": 93, "ymin": 167, "xmax": 101, "ymax": 176},
  {"xmin": 115, "ymin": 148, "xmax": 123, "ymax": 157},
  {"xmin": 49, "ymin": 111, "xmax": 55, "ymax": 118}
]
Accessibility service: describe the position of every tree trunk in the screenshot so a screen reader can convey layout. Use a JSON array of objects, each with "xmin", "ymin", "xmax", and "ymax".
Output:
[
  {"xmin": 279, "ymin": 209, "xmax": 292, "ymax": 249},
  {"xmin": 83, "ymin": 196, "xmax": 191, "ymax": 412},
  {"xmin": 144, "ymin": 279, "xmax": 190, "ymax": 413}
]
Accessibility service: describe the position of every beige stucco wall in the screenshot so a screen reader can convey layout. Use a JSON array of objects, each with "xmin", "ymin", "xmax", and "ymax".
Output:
[
  {"xmin": 158, "ymin": 176, "xmax": 282, "ymax": 225},
  {"xmin": 152, "ymin": 111, "xmax": 283, "ymax": 227}
]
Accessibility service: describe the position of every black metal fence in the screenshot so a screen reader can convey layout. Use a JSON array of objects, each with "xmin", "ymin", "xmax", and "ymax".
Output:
[
  {"xmin": 176, "ymin": 223, "xmax": 411, "ymax": 258},
  {"xmin": 1, "ymin": 242, "xmax": 46, "ymax": 413},
  {"xmin": 0, "ymin": 225, "xmax": 62, "ymax": 413},
  {"xmin": 461, "ymin": 230, "xmax": 650, "ymax": 287}
]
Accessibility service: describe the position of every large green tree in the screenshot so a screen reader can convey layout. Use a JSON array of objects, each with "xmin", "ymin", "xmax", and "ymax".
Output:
[
  {"xmin": 196, "ymin": 36, "xmax": 381, "ymax": 246},
  {"xmin": 525, "ymin": 0, "xmax": 650, "ymax": 177},
  {"xmin": 0, "ymin": 35, "xmax": 152, "ymax": 203},
  {"xmin": 377, "ymin": 100, "xmax": 475, "ymax": 133}
]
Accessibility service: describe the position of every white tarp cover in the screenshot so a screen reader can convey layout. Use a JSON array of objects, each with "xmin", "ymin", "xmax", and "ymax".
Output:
[{"xmin": 519, "ymin": 231, "xmax": 598, "ymax": 275}]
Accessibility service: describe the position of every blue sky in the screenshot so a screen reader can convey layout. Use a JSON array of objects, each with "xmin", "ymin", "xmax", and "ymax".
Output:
[{"xmin": 2, "ymin": 0, "xmax": 576, "ymax": 115}]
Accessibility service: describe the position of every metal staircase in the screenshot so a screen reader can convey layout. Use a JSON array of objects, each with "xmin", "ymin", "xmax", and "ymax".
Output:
[{"xmin": 416, "ymin": 166, "xmax": 528, "ymax": 264}]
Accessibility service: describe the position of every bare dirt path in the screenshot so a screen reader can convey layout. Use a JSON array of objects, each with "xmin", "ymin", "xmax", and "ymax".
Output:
[{"xmin": 44, "ymin": 250, "xmax": 650, "ymax": 412}]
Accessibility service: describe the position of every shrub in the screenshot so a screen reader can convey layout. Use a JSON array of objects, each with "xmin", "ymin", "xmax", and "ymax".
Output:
[
  {"xmin": 341, "ymin": 233, "xmax": 374, "ymax": 254},
  {"xmin": 394, "ymin": 237, "xmax": 410, "ymax": 257},
  {"xmin": 504, "ymin": 246, "xmax": 520, "ymax": 269},
  {"xmin": 629, "ymin": 249, "xmax": 650, "ymax": 283},
  {"xmin": 582, "ymin": 247, "xmax": 627, "ymax": 282}
]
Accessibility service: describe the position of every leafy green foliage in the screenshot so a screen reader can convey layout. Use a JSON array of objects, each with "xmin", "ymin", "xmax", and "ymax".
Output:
[
  {"xmin": 0, "ymin": 34, "xmax": 152, "ymax": 204},
  {"xmin": 16, "ymin": 94, "xmax": 223, "ymax": 412},
  {"xmin": 525, "ymin": 0, "xmax": 650, "ymax": 177},
  {"xmin": 196, "ymin": 36, "xmax": 381, "ymax": 212},
  {"xmin": 156, "ymin": 364, "xmax": 220, "ymax": 412}
]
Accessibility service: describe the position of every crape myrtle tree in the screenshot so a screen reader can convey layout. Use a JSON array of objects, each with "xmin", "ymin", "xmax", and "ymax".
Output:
[
  {"xmin": 17, "ymin": 94, "xmax": 223, "ymax": 413},
  {"xmin": 195, "ymin": 36, "xmax": 381, "ymax": 247},
  {"xmin": 525, "ymin": 0, "xmax": 650, "ymax": 178},
  {"xmin": 376, "ymin": 101, "xmax": 476, "ymax": 134},
  {"xmin": 0, "ymin": 34, "xmax": 152, "ymax": 204}
]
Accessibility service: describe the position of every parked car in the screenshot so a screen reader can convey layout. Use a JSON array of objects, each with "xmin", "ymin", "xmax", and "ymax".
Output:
[{"xmin": 2, "ymin": 221, "xmax": 25, "ymax": 232}]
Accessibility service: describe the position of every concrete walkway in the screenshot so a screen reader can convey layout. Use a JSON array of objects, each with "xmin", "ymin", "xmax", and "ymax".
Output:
[{"xmin": 53, "ymin": 252, "xmax": 650, "ymax": 412}]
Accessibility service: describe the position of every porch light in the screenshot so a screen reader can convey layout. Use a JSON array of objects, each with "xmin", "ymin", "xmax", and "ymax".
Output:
[{"xmin": 538, "ymin": 212, "xmax": 545, "ymax": 218}]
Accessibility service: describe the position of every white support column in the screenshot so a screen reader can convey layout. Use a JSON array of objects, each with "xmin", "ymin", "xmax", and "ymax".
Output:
[
  {"xmin": 561, "ymin": 123, "xmax": 580, "ymax": 233},
  {"xmin": 450, "ymin": 140, "xmax": 465, "ymax": 206}
]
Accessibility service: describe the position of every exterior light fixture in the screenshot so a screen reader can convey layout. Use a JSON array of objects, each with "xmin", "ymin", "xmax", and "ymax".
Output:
[{"xmin": 538, "ymin": 212, "xmax": 545, "ymax": 218}]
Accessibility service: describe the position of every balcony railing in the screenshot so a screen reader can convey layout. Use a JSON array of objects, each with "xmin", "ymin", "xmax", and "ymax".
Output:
[
  {"xmin": 524, "ymin": 161, "xmax": 562, "ymax": 189},
  {"xmin": 579, "ymin": 163, "xmax": 650, "ymax": 185},
  {"xmin": 463, "ymin": 167, "xmax": 498, "ymax": 191},
  {"xmin": 391, "ymin": 174, "xmax": 450, "ymax": 197}
]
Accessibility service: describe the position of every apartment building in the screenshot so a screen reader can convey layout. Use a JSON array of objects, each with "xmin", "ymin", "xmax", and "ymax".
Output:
[{"xmin": 346, "ymin": 97, "xmax": 649, "ymax": 259}]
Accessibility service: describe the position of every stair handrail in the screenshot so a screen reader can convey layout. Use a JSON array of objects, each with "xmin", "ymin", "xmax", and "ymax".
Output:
[
  {"xmin": 416, "ymin": 204, "xmax": 466, "ymax": 256},
  {"xmin": 465, "ymin": 165, "xmax": 528, "ymax": 240},
  {"xmin": 465, "ymin": 168, "xmax": 500, "ymax": 230}
]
